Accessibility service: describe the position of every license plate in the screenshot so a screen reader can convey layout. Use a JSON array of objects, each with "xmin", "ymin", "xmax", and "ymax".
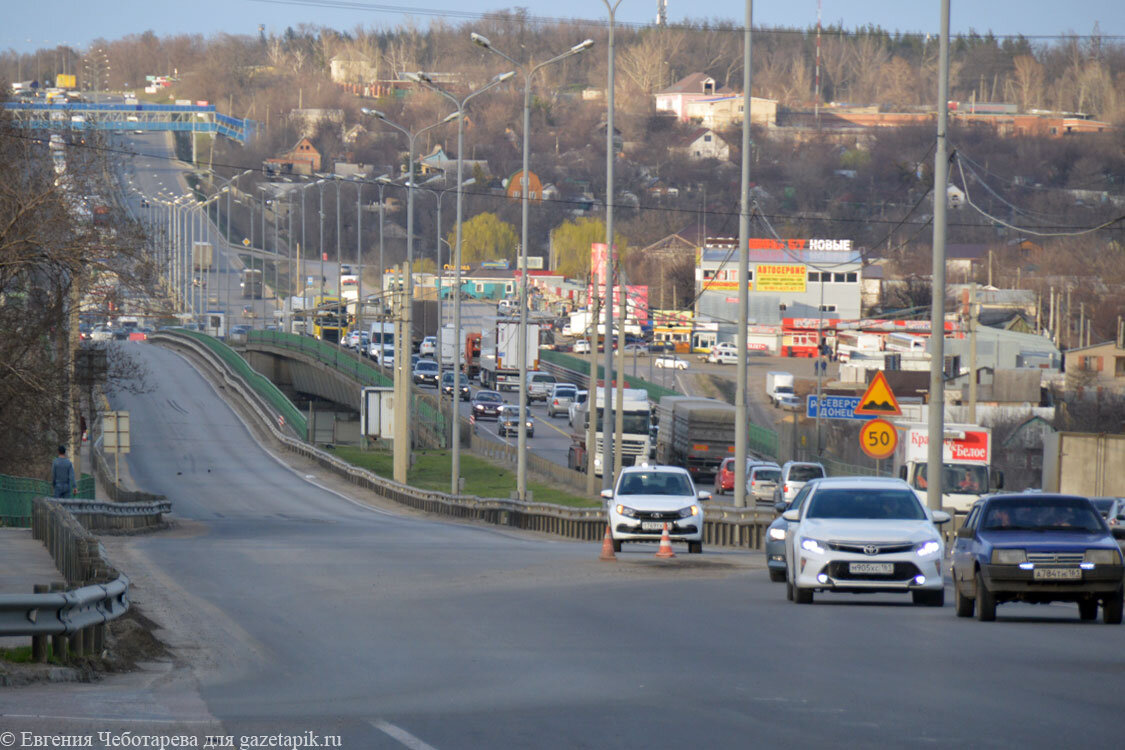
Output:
[
  {"xmin": 1033, "ymin": 567, "xmax": 1081, "ymax": 580},
  {"xmin": 849, "ymin": 562, "xmax": 894, "ymax": 575},
  {"xmin": 641, "ymin": 521, "xmax": 668, "ymax": 531}
]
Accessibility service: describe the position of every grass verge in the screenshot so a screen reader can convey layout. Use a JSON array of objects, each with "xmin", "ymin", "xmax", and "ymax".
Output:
[
  {"xmin": 0, "ymin": 645, "xmax": 63, "ymax": 665},
  {"xmin": 327, "ymin": 446, "xmax": 599, "ymax": 508}
]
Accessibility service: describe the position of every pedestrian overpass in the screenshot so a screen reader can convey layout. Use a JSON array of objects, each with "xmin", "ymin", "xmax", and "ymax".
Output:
[{"xmin": 1, "ymin": 101, "xmax": 258, "ymax": 143}]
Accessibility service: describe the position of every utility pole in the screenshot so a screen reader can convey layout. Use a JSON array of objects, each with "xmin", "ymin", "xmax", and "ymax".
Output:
[
  {"xmin": 733, "ymin": 0, "xmax": 753, "ymax": 509},
  {"xmin": 925, "ymin": 0, "xmax": 951, "ymax": 513},
  {"xmin": 1048, "ymin": 286, "xmax": 1055, "ymax": 342},
  {"xmin": 1066, "ymin": 286, "xmax": 1072, "ymax": 350},
  {"xmin": 1079, "ymin": 302, "xmax": 1085, "ymax": 352},
  {"xmin": 586, "ymin": 297, "xmax": 600, "ymax": 496},
  {"xmin": 968, "ymin": 284, "xmax": 977, "ymax": 424}
]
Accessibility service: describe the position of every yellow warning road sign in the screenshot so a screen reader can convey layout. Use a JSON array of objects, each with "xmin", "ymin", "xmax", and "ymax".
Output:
[
  {"xmin": 855, "ymin": 371, "xmax": 902, "ymax": 416},
  {"xmin": 860, "ymin": 418, "xmax": 898, "ymax": 460}
]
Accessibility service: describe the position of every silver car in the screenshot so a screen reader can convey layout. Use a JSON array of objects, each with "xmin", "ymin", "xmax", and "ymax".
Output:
[
  {"xmin": 546, "ymin": 383, "xmax": 579, "ymax": 417},
  {"xmin": 747, "ymin": 463, "xmax": 782, "ymax": 504},
  {"xmin": 773, "ymin": 461, "xmax": 827, "ymax": 506}
]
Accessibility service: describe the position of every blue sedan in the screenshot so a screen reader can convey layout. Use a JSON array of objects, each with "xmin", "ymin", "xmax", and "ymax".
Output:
[
  {"xmin": 765, "ymin": 480, "xmax": 819, "ymax": 582},
  {"xmin": 950, "ymin": 494, "xmax": 1125, "ymax": 623}
]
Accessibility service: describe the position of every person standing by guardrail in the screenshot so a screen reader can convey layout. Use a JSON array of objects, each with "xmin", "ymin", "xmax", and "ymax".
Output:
[{"xmin": 51, "ymin": 444, "xmax": 76, "ymax": 498}]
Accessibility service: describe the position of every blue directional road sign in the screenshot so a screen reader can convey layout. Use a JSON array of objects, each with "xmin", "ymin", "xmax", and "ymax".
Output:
[{"xmin": 806, "ymin": 395, "xmax": 876, "ymax": 421}]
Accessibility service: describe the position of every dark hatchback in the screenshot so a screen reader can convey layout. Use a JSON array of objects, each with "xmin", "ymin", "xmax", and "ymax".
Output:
[
  {"xmin": 470, "ymin": 390, "xmax": 504, "ymax": 420},
  {"xmin": 951, "ymin": 494, "xmax": 1125, "ymax": 623}
]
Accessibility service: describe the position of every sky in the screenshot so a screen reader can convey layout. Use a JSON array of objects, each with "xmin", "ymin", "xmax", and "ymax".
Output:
[{"xmin": 3, "ymin": 0, "xmax": 1120, "ymax": 54}]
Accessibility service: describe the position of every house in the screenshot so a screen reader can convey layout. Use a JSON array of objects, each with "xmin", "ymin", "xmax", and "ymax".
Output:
[
  {"xmin": 264, "ymin": 137, "xmax": 321, "ymax": 175},
  {"xmin": 945, "ymin": 244, "xmax": 989, "ymax": 283},
  {"xmin": 673, "ymin": 128, "xmax": 730, "ymax": 161},
  {"xmin": 334, "ymin": 162, "xmax": 374, "ymax": 179},
  {"xmin": 343, "ymin": 124, "xmax": 367, "ymax": 145},
  {"xmin": 329, "ymin": 55, "xmax": 379, "ymax": 85},
  {"xmin": 505, "ymin": 170, "xmax": 544, "ymax": 203},
  {"xmin": 682, "ymin": 95, "xmax": 778, "ymax": 128},
  {"xmin": 1064, "ymin": 340, "xmax": 1125, "ymax": 386},
  {"xmin": 416, "ymin": 145, "xmax": 490, "ymax": 179},
  {"xmin": 655, "ymin": 73, "xmax": 725, "ymax": 121}
]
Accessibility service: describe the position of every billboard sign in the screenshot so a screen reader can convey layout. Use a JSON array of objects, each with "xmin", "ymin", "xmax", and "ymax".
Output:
[{"xmin": 755, "ymin": 264, "xmax": 807, "ymax": 293}]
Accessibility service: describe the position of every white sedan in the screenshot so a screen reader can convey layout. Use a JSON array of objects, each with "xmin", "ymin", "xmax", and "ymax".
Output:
[
  {"xmin": 654, "ymin": 355, "xmax": 689, "ymax": 370},
  {"xmin": 783, "ymin": 476, "xmax": 950, "ymax": 606}
]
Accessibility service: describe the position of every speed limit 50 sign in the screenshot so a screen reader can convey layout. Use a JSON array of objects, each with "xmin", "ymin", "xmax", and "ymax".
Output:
[{"xmin": 859, "ymin": 418, "xmax": 898, "ymax": 460}]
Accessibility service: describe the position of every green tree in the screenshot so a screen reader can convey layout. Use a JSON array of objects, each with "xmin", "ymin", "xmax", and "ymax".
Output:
[
  {"xmin": 447, "ymin": 212, "xmax": 518, "ymax": 265},
  {"xmin": 549, "ymin": 217, "xmax": 629, "ymax": 279}
]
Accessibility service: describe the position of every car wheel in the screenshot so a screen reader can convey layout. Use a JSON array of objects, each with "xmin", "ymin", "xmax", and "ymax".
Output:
[
  {"xmin": 1103, "ymin": 587, "xmax": 1124, "ymax": 625},
  {"xmin": 912, "ymin": 589, "xmax": 945, "ymax": 607},
  {"xmin": 611, "ymin": 539, "xmax": 622, "ymax": 553},
  {"xmin": 954, "ymin": 578, "xmax": 975, "ymax": 618},
  {"xmin": 794, "ymin": 586, "xmax": 814, "ymax": 605},
  {"xmin": 769, "ymin": 568, "xmax": 787, "ymax": 583},
  {"xmin": 1078, "ymin": 599, "xmax": 1099, "ymax": 621},
  {"xmin": 975, "ymin": 571, "xmax": 996, "ymax": 622},
  {"xmin": 688, "ymin": 541, "xmax": 702, "ymax": 554}
]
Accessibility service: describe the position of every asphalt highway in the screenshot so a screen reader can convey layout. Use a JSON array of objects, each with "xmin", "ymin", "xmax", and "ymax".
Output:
[{"xmin": 3, "ymin": 342, "xmax": 1121, "ymax": 748}]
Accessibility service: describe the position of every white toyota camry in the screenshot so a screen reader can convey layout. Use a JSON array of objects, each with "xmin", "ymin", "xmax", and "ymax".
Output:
[{"xmin": 783, "ymin": 476, "xmax": 951, "ymax": 606}]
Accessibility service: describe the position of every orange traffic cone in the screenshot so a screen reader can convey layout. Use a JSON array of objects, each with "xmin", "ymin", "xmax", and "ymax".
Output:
[
  {"xmin": 655, "ymin": 523, "xmax": 676, "ymax": 559},
  {"xmin": 599, "ymin": 524, "xmax": 617, "ymax": 561}
]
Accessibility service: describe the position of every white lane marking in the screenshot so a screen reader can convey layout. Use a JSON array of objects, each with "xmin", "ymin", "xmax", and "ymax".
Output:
[{"xmin": 370, "ymin": 719, "xmax": 439, "ymax": 750}]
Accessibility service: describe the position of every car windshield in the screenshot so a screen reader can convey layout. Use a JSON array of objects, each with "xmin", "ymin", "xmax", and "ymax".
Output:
[
  {"xmin": 531, "ymin": 375, "xmax": 555, "ymax": 384},
  {"xmin": 416, "ymin": 362, "xmax": 438, "ymax": 372},
  {"xmin": 806, "ymin": 488, "xmax": 926, "ymax": 520},
  {"xmin": 753, "ymin": 468, "xmax": 781, "ymax": 482},
  {"xmin": 476, "ymin": 392, "xmax": 502, "ymax": 403},
  {"xmin": 617, "ymin": 472, "xmax": 694, "ymax": 497},
  {"xmin": 981, "ymin": 498, "xmax": 1105, "ymax": 533},
  {"xmin": 554, "ymin": 387, "xmax": 577, "ymax": 398},
  {"xmin": 443, "ymin": 373, "xmax": 469, "ymax": 384},
  {"xmin": 914, "ymin": 463, "xmax": 989, "ymax": 495},
  {"xmin": 1090, "ymin": 498, "xmax": 1115, "ymax": 516},
  {"xmin": 788, "ymin": 465, "xmax": 825, "ymax": 482}
]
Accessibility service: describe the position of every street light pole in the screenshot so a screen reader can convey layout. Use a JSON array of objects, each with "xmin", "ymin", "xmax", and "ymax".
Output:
[
  {"xmin": 471, "ymin": 36, "xmax": 592, "ymax": 500},
  {"xmin": 733, "ymin": 0, "xmax": 754, "ymax": 508},
  {"xmin": 379, "ymin": 71, "xmax": 513, "ymax": 494},
  {"xmin": 926, "ymin": 0, "xmax": 952, "ymax": 512},
  {"xmin": 601, "ymin": 0, "xmax": 624, "ymax": 490},
  {"xmin": 361, "ymin": 107, "xmax": 460, "ymax": 484}
]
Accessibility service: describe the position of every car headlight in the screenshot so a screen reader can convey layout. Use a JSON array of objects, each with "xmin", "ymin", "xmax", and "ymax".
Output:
[
  {"xmin": 915, "ymin": 540, "xmax": 941, "ymax": 557},
  {"xmin": 1085, "ymin": 549, "xmax": 1120, "ymax": 565},
  {"xmin": 526, "ymin": 420, "xmax": 534, "ymax": 428},
  {"xmin": 768, "ymin": 527, "xmax": 787, "ymax": 541},
  {"xmin": 615, "ymin": 504, "xmax": 638, "ymax": 518},
  {"xmin": 678, "ymin": 505, "xmax": 699, "ymax": 518},
  {"xmin": 473, "ymin": 404, "xmax": 483, "ymax": 410},
  {"xmin": 992, "ymin": 548, "xmax": 1027, "ymax": 565},
  {"xmin": 800, "ymin": 537, "xmax": 826, "ymax": 555}
]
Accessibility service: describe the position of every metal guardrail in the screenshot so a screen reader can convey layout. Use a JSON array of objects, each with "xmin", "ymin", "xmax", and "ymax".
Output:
[
  {"xmin": 159, "ymin": 330, "xmax": 780, "ymax": 550},
  {"xmin": 0, "ymin": 577, "xmax": 129, "ymax": 637}
]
